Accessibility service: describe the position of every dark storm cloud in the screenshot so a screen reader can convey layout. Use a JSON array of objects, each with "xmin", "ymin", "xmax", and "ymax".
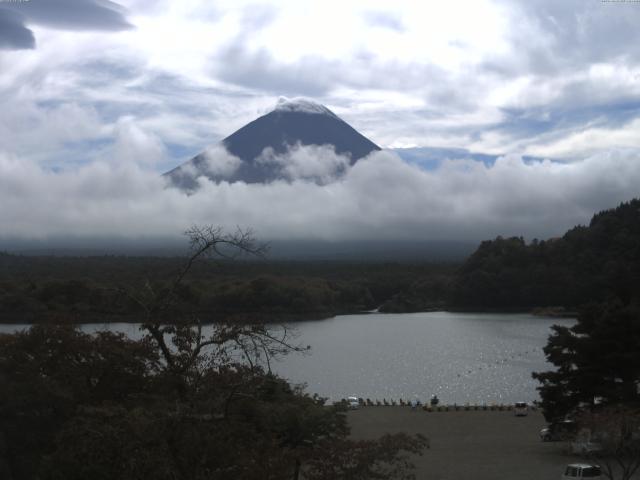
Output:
[
  {"xmin": 2, "ymin": 0, "xmax": 132, "ymax": 31},
  {"xmin": 0, "ymin": 8, "xmax": 35, "ymax": 50}
]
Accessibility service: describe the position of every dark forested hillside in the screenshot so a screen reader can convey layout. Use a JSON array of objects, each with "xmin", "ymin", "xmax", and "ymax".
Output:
[
  {"xmin": 451, "ymin": 199, "xmax": 640, "ymax": 310},
  {"xmin": 0, "ymin": 255, "xmax": 456, "ymax": 323},
  {"xmin": 3, "ymin": 199, "xmax": 638, "ymax": 321}
]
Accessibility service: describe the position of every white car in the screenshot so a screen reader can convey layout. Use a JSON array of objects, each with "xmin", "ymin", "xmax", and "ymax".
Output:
[
  {"xmin": 514, "ymin": 401, "xmax": 528, "ymax": 416},
  {"xmin": 561, "ymin": 463, "xmax": 602, "ymax": 479},
  {"xmin": 347, "ymin": 396, "xmax": 360, "ymax": 409}
]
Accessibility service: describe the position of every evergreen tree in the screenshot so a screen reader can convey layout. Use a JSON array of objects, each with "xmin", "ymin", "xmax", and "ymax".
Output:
[{"xmin": 533, "ymin": 302, "xmax": 640, "ymax": 422}]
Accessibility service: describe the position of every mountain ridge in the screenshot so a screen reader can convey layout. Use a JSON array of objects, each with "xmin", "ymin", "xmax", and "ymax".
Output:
[{"xmin": 165, "ymin": 98, "xmax": 380, "ymax": 188}]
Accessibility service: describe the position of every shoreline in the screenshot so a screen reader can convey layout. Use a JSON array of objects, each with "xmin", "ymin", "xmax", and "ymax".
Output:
[{"xmin": 0, "ymin": 306, "xmax": 577, "ymax": 326}]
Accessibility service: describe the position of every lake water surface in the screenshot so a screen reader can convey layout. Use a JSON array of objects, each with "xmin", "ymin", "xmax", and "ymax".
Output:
[
  {"xmin": 0, "ymin": 311, "xmax": 573, "ymax": 404},
  {"xmin": 272, "ymin": 311, "xmax": 574, "ymax": 404}
]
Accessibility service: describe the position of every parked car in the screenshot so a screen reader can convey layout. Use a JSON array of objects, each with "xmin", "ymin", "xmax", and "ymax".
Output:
[
  {"xmin": 540, "ymin": 419, "xmax": 578, "ymax": 441},
  {"xmin": 514, "ymin": 401, "xmax": 528, "ymax": 416},
  {"xmin": 561, "ymin": 463, "xmax": 602, "ymax": 479},
  {"xmin": 347, "ymin": 396, "xmax": 360, "ymax": 409}
]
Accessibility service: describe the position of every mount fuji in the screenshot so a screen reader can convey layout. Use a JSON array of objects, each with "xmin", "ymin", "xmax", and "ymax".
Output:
[{"xmin": 164, "ymin": 98, "xmax": 380, "ymax": 188}]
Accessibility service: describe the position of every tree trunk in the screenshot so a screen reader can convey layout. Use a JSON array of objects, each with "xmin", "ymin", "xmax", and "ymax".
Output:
[
  {"xmin": 293, "ymin": 457, "xmax": 301, "ymax": 480},
  {"xmin": 0, "ymin": 431, "xmax": 13, "ymax": 480}
]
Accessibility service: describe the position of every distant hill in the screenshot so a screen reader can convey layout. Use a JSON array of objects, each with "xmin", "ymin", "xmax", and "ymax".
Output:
[
  {"xmin": 451, "ymin": 198, "xmax": 640, "ymax": 309},
  {"xmin": 164, "ymin": 98, "xmax": 380, "ymax": 188}
]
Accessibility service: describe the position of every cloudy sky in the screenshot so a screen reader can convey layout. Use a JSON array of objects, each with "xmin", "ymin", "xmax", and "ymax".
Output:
[{"xmin": 1, "ymin": 0, "xmax": 640, "ymax": 246}]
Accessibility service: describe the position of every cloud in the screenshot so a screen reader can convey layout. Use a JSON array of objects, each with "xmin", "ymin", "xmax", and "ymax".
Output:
[
  {"xmin": 0, "ymin": 98, "xmax": 106, "ymax": 165},
  {"xmin": 214, "ymin": 35, "xmax": 453, "ymax": 100},
  {"xmin": 523, "ymin": 117, "xmax": 640, "ymax": 159},
  {"xmin": 3, "ymin": 0, "xmax": 640, "ymax": 204},
  {"xmin": 364, "ymin": 10, "xmax": 404, "ymax": 32},
  {"xmin": 363, "ymin": 11, "xmax": 405, "ymax": 32},
  {"xmin": 108, "ymin": 117, "xmax": 168, "ymax": 166},
  {"xmin": 2, "ymin": 147, "xmax": 640, "ymax": 245},
  {"xmin": 0, "ymin": 8, "xmax": 35, "ymax": 50},
  {"xmin": 214, "ymin": 44, "xmax": 336, "ymax": 97},
  {"xmin": 238, "ymin": 3, "xmax": 278, "ymax": 31},
  {"xmin": 200, "ymin": 145, "xmax": 242, "ymax": 177},
  {"xmin": 163, "ymin": 144, "xmax": 243, "ymax": 191},
  {"xmin": 256, "ymin": 144, "xmax": 351, "ymax": 184},
  {"xmin": 507, "ymin": 0, "xmax": 640, "ymax": 70},
  {"xmin": 0, "ymin": 52, "xmax": 259, "ymax": 171},
  {"xmin": 3, "ymin": 0, "xmax": 132, "ymax": 31}
]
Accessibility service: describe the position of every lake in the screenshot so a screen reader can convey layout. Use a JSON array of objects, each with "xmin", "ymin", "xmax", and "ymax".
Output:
[{"xmin": 0, "ymin": 311, "xmax": 573, "ymax": 405}]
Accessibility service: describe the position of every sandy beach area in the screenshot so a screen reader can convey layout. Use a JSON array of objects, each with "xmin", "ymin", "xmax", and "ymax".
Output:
[{"xmin": 348, "ymin": 407, "xmax": 618, "ymax": 480}]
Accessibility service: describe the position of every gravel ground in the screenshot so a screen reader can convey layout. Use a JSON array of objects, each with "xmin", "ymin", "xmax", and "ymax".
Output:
[{"xmin": 348, "ymin": 407, "xmax": 623, "ymax": 480}]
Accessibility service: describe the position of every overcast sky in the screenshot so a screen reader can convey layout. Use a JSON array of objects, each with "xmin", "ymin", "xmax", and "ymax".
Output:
[{"xmin": 1, "ymin": 0, "xmax": 640, "ymax": 245}]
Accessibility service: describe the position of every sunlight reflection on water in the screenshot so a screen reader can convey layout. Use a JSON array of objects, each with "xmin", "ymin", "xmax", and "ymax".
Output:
[
  {"xmin": 272, "ymin": 311, "xmax": 574, "ymax": 404},
  {"xmin": 0, "ymin": 311, "xmax": 573, "ymax": 404}
]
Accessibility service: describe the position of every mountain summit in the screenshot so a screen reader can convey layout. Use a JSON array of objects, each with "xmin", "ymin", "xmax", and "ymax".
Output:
[{"xmin": 165, "ymin": 98, "xmax": 380, "ymax": 187}]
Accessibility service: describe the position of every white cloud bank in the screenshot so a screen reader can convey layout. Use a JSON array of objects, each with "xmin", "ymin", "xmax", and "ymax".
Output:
[
  {"xmin": 200, "ymin": 145, "xmax": 242, "ymax": 177},
  {"xmin": 256, "ymin": 144, "xmax": 350, "ymax": 184},
  {"xmin": 1, "ymin": 146, "xmax": 639, "ymax": 244}
]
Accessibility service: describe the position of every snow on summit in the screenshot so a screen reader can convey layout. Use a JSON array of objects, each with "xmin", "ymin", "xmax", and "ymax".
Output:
[{"xmin": 274, "ymin": 97, "xmax": 337, "ymax": 117}]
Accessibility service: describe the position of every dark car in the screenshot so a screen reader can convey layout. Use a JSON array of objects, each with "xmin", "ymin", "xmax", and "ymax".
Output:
[{"xmin": 540, "ymin": 419, "xmax": 578, "ymax": 441}]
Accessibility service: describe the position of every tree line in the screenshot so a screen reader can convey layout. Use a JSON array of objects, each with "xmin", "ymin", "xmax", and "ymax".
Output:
[
  {"xmin": 0, "ymin": 253, "xmax": 455, "ymax": 323},
  {"xmin": 451, "ymin": 199, "xmax": 640, "ymax": 309}
]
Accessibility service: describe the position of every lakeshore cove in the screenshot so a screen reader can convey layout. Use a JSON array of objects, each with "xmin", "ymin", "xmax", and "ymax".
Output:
[{"xmin": 0, "ymin": 312, "xmax": 573, "ymax": 405}]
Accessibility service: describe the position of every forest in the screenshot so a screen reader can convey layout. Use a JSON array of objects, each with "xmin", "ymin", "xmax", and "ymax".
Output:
[
  {"xmin": 451, "ymin": 198, "xmax": 640, "ymax": 310},
  {"xmin": 1, "ymin": 199, "xmax": 639, "ymax": 323},
  {"xmin": 0, "ymin": 253, "xmax": 455, "ymax": 324}
]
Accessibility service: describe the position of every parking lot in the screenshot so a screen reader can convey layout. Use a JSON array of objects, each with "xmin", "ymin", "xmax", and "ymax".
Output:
[{"xmin": 348, "ymin": 407, "xmax": 633, "ymax": 480}]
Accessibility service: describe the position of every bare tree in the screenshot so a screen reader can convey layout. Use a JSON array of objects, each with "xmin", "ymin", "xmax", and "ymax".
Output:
[
  {"xmin": 579, "ymin": 406, "xmax": 640, "ymax": 480},
  {"xmin": 119, "ymin": 226, "xmax": 306, "ymax": 384}
]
